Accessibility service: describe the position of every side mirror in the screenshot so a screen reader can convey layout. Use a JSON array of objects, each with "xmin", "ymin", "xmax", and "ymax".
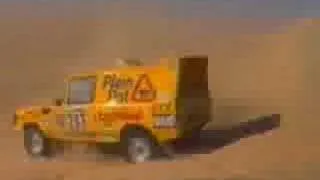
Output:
[{"xmin": 54, "ymin": 98, "xmax": 64, "ymax": 106}]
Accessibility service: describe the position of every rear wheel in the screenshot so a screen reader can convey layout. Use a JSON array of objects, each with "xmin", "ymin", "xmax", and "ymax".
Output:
[
  {"xmin": 24, "ymin": 127, "xmax": 55, "ymax": 158},
  {"xmin": 122, "ymin": 130, "xmax": 155, "ymax": 163}
]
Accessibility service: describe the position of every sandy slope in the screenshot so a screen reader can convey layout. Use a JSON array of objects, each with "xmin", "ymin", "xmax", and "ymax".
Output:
[{"xmin": 0, "ymin": 2, "xmax": 320, "ymax": 180}]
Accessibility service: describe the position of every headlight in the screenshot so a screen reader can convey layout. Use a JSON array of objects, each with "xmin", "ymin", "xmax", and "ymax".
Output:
[{"xmin": 154, "ymin": 115, "xmax": 176, "ymax": 128}]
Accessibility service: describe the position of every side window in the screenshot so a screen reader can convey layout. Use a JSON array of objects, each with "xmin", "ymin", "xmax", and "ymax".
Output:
[{"xmin": 67, "ymin": 77, "xmax": 96, "ymax": 105}]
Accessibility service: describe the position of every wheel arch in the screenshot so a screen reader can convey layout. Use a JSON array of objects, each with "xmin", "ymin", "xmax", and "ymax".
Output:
[
  {"xmin": 23, "ymin": 122, "xmax": 40, "ymax": 130},
  {"xmin": 120, "ymin": 124, "xmax": 158, "ymax": 145}
]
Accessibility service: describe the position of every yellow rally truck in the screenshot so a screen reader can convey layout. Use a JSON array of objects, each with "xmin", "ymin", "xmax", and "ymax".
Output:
[{"xmin": 13, "ymin": 55, "xmax": 212, "ymax": 163}]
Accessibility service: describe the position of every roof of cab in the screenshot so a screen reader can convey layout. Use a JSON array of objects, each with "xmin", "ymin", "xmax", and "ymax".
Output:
[
  {"xmin": 65, "ymin": 65, "xmax": 167, "ymax": 80},
  {"xmin": 65, "ymin": 57, "xmax": 176, "ymax": 80}
]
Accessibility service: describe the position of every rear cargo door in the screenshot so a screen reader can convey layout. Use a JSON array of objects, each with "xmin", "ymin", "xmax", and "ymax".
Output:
[{"xmin": 176, "ymin": 56, "xmax": 212, "ymax": 137}]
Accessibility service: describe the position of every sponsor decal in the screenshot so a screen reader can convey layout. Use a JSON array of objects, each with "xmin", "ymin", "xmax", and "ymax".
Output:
[
  {"xmin": 104, "ymin": 74, "xmax": 134, "ymax": 103},
  {"xmin": 103, "ymin": 73, "xmax": 157, "ymax": 103},
  {"xmin": 96, "ymin": 107, "xmax": 144, "ymax": 124},
  {"xmin": 131, "ymin": 74, "xmax": 156, "ymax": 101},
  {"xmin": 153, "ymin": 115, "xmax": 176, "ymax": 129}
]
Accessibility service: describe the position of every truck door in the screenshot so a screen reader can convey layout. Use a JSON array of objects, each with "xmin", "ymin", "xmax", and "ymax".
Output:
[{"xmin": 61, "ymin": 76, "xmax": 98, "ymax": 138}]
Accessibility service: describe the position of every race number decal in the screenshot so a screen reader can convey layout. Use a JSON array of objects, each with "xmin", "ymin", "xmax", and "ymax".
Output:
[{"xmin": 65, "ymin": 111, "xmax": 87, "ymax": 132}]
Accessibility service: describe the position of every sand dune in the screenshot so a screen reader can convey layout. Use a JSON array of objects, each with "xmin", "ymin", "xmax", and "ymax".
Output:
[{"xmin": 0, "ymin": 2, "xmax": 320, "ymax": 180}]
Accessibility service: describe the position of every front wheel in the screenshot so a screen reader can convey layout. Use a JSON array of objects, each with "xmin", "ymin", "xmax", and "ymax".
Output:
[{"xmin": 24, "ymin": 127, "xmax": 55, "ymax": 158}]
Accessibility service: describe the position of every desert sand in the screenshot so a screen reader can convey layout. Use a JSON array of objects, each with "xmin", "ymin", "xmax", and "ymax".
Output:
[{"xmin": 0, "ymin": 2, "xmax": 320, "ymax": 180}]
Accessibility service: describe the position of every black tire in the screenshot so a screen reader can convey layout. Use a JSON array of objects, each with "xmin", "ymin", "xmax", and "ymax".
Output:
[
  {"xmin": 121, "ymin": 130, "xmax": 155, "ymax": 164},
  {"xmin": 24, "ymin": 127, "xmax": 56, "ymax": 158}
]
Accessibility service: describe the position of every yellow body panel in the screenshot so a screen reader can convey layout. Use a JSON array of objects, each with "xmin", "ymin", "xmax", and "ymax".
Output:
[{"xmin": 13, "ymin": 62, "xmax": 178, "ymax": 144}]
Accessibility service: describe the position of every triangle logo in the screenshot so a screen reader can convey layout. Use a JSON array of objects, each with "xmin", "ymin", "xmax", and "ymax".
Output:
[{"xmin": 132, "ymin": 74, "xmax": 156, "ymax": 101}]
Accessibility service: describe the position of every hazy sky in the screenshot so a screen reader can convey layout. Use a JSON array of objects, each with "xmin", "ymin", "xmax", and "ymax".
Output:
[
  {"xmin": 173, "ymin": 0, "xmax": 320, "ymax": 18},
  {"xmin": 0, "ymin": 0, "xmax": 319, "ymax": 18}
]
